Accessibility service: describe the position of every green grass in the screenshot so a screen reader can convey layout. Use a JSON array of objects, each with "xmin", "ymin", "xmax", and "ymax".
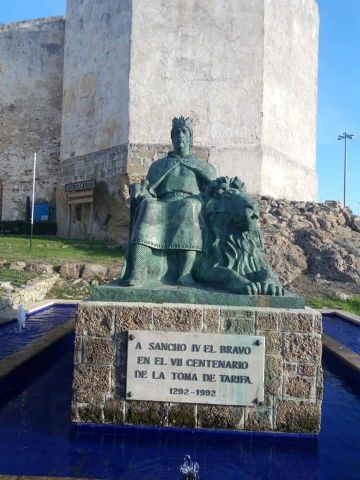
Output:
[
  {"xmin": 306, "ymin": 295, "xmax": 360, "ymax": 317},
  {"xmin": 0, "ymin": 269, "xmax": 37, "ymax": 287},
  {"xmin": 46, "ymin": 280, "xmax": 93, "ymax": 300},
  {"xmin": 0, "ymin": 235, "xmax": 124, "ymax": 267}
]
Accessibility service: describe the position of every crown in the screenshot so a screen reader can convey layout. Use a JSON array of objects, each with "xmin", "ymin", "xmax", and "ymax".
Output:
[{"xmin": 172, "ymin": 116, "xmax": 193, "ymax": 131}]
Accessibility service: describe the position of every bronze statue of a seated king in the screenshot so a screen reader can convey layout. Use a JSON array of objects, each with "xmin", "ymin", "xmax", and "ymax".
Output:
[
  {"xmin": 123, "ymin": 116, "xmax": 215, "ymax": 287},
  {"xmin": 121, "ymin": 116, "xmax": 285, "ymax": 297}
]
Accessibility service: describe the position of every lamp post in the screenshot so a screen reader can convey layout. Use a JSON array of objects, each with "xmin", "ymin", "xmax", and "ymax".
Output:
[
  {"xmin": 30, "ymin": 152, "xmax": 37, "ymax": 251},
  {"xmin": 337, "ymin": 132, "xmax": 355, "ymax": 207}
]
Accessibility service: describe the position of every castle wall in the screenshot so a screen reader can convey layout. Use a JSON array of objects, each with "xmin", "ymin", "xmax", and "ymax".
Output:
[
  {"xmin": 60, "ymin": 0, "xmax": 131, "ymax": 160},
  {"xmin": 128, "ymin": 0, "xmax": 265, "ymax": 193},
  {"xmin": 261, "ymin": 0, "xmax": 319, "ymax": 200},
  {"xmin": 0, "ymin": 17, "xmax": 65, "ymax": 220},
  {"xmin": 57, "ymin": 0, "xmax": 132, "ymax": 241},
  {"xmin": 56, "ymin": 0, "xmax": 319, "ymax": 242}
]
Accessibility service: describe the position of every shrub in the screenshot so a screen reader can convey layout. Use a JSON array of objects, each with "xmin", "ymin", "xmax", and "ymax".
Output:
[{"xmin": 0, "ymin": 221, "xmax": 57, "ymax": 236}]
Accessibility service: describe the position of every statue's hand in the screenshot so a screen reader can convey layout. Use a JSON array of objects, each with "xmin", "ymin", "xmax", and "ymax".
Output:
[
  {"xmin": 130, "ymin": 180, "xmax": 154, "ymax": 201},
  {"xmin": 139, "ymin": 179, "xmax": 152, "ymax": 198},
  {"xmin": 260, "ymin": 283, "xmax": 285, "ymax": 296}
]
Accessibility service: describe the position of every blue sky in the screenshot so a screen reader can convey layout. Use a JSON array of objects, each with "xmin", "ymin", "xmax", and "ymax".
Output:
[
  {"xmin": 0, "ymin": 0, "xmax": 358, "ymax": 213},
  {"xmin": 317, "ymin": 0, "xmax": 360, "ymax": 213}
]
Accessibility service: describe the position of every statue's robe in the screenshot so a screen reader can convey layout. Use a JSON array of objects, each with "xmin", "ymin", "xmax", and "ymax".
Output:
[{"xmin": 130, "ymin": 152, "xmax": 216, "ymax": 251}]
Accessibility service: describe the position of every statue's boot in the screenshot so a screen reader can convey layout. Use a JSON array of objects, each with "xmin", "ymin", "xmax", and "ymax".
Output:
[{"xmin": 124, "ymin": 243, "xmax": 152, "ymax": 287}]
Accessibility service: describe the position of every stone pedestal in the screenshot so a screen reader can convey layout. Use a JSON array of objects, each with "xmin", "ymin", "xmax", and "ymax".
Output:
[{"xmin": 72, "ymin": 302, "xmax": 322, "ymax": 434}]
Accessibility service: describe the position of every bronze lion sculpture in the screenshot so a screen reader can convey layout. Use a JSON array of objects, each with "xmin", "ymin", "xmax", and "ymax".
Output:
[{"xmin": 194, "ymin": 177, "xmax": 285, "ymax": 296}]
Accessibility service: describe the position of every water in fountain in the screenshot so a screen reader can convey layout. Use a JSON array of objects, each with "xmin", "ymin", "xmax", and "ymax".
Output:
[{"xmin": 179, "ymin": 454, "xmax": 200, "ymax": 480}]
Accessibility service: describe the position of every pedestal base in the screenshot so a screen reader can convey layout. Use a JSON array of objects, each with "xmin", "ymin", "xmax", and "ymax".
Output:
[
  {"xmin": 90, "ymin": 283, "xmax": 305, "ymax": 309},
  {"xmin": 72, "ymin": 302, "xmax": 322, "ymax": 434}
]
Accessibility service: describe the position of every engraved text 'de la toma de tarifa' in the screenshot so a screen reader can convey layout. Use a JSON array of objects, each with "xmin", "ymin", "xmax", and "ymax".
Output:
[{"xmin": 126, "ymin": 331, "xmax": 265, "ymax": 406}]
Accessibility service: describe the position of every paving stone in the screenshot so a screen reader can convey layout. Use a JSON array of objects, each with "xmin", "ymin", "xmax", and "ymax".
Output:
[
  {"xmin": 77, "ymin": 304, "xmax": 114, "ymax": 336},
  {"xmin": 256, "ymin": 311, "xmax": 280, "ymax": 331},
  {"xmin": 265, "ymin": 356, "xmax": 283, "ymax": 396},
  {"xmin": 73, "ymin": 364, "xmax": 111, "ymax": 396},
  {"xmin": 220, "ymin": 309, "xmax": 255, "ymax": 335},
  {"xmin": 284, "ymin": 333, "xmax": 322, "ymax": 363},
  {"xmin": 197, "ymin": 405, "xmax": 244, "ymax": 430},
  {"xmin": 297, "ymin": 363, "xmax": 317, "ymax": 376},
  {"xmin": 275, "ymin": 401, "xmax": 321, "ymax": 433},
  {"xmin": 103, "ymin": 398, "xmax": 125, "ymax": 423},
  {"xmin": 202, "ymin": 307, "xmax": 220, "ymax": 333},
  {"xmin": 115, "ymin": 306, "xmax": 152, "ymax": 332},
  {"xmin": 285, "ymin": 373, "xmax": 313, "ymax": 398},
  {"xmin": 152, "ymin": 307, "xmax": 202, "ymax": 332},
  {"xmin": 82, "ymin": 337, "xmax": 115, "ymax": 365},
  {"xmin": 168, "ymin": 403, "xmax": 196, "ymax": 428},
  {"xmin": 280, "ymin": 312, "xmax": 313, "ymax": 333},
  {"xmin": 245, "ymin": 406, "xmax": 273, "ymax": 431},
  {"xmin": 125, "ymin": 401, "xmax": 167, "ymax": 426}
]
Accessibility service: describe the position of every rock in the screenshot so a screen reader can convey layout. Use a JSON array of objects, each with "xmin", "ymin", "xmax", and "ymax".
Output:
[
  {"xmin": 317, "ymin": 218, "xmax": 334, "ymax": 232},
  {"xmin": 82, "ymin": 264, "xmax": 108, "ymax": 280},
  {"xmin": 351, "ymin": 216, "xmax": 360, "ymax": 233},
  {"xmin": 336, "ymin": 213, "xmax": 347, "ymax": 226},
  {"xmin": 324, "ymin": 200, "xmax": 342, "ymax": 209},
  {"xmin": 261, "ymin": 213, "xmax": 278, "ymax": 225},
  {"xmin": 9, "ymin": 261, "xmax": 26, "ymax": 271},
  {"xmin": 334, "ymin": 291, "xmax": 352, "ymax": 302},
  {"xmin": 280, "ymin": 211, "xmax": 292, "ymax": 220},
  {"xmin": 304, "ymin": 213, "xmax": 319, "ymax": 228},
  {"xmin": 343, "ymin": 208, "xmax": 353, "ymax": 225},
  {"xmin": 28, "ymin": 263, "xmax": 54, "ymax": 274},
  {"xmin": 295, "ymin": 230, "xmax": 360, "ymax": 284},
  {"xmin": 262, "ymin": 232, "xmax": 307, "ymax": 285},
  {"xmin": 60, "ymin": 263, "xmax": 82, "ymax": 279},
  {"xmin": 0, "ymin": 281, "xmax": 15, "ymax": 292}
]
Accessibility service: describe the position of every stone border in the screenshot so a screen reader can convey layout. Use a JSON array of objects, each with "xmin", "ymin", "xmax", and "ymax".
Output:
[
  {"xmin": 322, "ymin": 333, "xmax": 360, "ymax": 375},
  {"xmin": 321, "ymin": 308, "xmax": 360, "ymax": 326},
  {"xmin": 0, "ymin": 317, "xmax": 75, "ymax": 381},
  {"xmin": 0, "ymin": 299, "xmax": 80, "ymax": 325},
  {"xmin": 321, "ymin": 308, "xmax": 360, "ymax": 374},
  {"xmin": 0, "ymin": 476, "xmax": 89, "ymax": 480},
  {"xmin": 0, "ymin": 274, "xmax": 59, "ymax": 321}
]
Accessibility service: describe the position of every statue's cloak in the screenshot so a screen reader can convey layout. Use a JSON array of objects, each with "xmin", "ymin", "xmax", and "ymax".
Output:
[{"xmin": 129, "ymin": 152, "xmax": 215, "ymax": 251}]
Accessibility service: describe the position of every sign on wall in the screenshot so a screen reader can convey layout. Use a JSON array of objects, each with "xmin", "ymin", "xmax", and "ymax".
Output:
[
  {"xmin": 126, "ymin": 331, "xmax": 265, "ymax": 406},
  {"xmin": 65, "ymin": 179, "xmax": 96, "ymax": 192}
]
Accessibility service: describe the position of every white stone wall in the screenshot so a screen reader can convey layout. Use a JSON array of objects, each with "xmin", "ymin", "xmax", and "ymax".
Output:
[
  {"xmin": 129, "ymin": 0, "xmax": 265, "ymax": 193},
  {"xmin": 0, "ymin": 17, "xmax": 65, "ymax": 220},
  {"xmin": 60, "ymin": 0, "xmax": 131, "ymax": 160},
  {"xmin": 262, "ymin": 0, "xmax": 319, "ymax": 200}
]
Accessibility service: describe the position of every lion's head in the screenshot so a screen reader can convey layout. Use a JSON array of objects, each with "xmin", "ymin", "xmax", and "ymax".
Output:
[{"xmin": 203, "ymin": 177, "xmax": 267, "ymax": 276}]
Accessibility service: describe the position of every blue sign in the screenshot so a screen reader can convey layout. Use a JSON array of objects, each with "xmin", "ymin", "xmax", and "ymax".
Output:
[{"xmin": 34, "ymin": 203, "xmax": 49, "ymax": 221}]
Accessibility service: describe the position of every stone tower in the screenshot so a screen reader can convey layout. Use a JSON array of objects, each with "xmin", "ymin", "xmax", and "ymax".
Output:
[{"xmin": 57, "ymin": 0, "xmax": 319, "ymax": 242}]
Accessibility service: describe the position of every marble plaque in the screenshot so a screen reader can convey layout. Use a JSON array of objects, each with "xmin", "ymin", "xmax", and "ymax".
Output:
[{"xmin": 126, "ymin": 330, "xmax": 265, "ymax": 406}]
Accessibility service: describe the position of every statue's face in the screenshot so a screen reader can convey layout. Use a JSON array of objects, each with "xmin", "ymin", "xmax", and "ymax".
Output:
[{"xmin": 172, "ymin": 126, "xmax": 191, "ymax": 151}]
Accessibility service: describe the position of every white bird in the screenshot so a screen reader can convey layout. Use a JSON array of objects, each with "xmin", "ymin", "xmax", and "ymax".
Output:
[{"xmin": 17, "ymin": 304, "xmax": 26, "ymax": 330}]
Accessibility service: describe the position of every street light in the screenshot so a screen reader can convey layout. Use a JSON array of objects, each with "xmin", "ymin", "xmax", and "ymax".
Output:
[{"xmin": 337, "ymin": 132, "xmax": 355, "ymax": 207}]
